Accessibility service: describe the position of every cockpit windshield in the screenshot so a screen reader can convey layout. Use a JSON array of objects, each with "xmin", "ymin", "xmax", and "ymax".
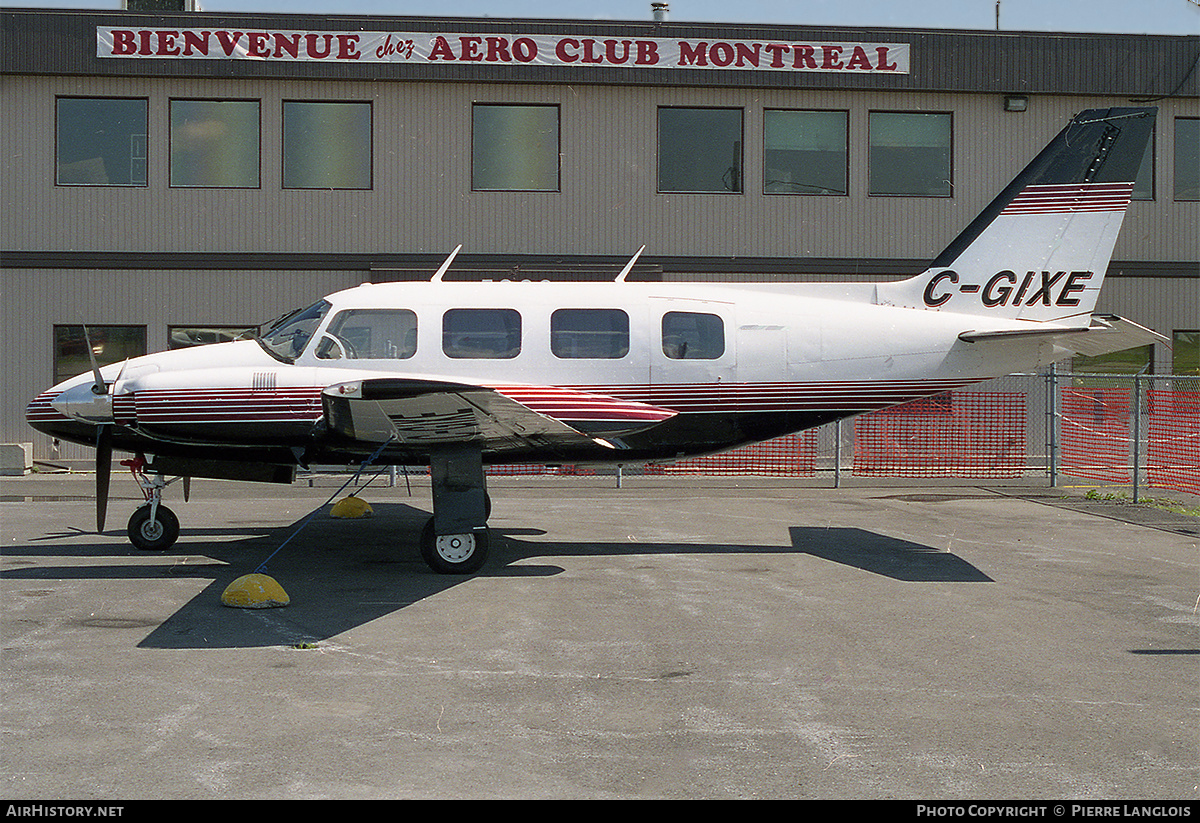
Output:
[{"xmin": 255, "ymin": 300, "xmax": 331, "ymax": 363}]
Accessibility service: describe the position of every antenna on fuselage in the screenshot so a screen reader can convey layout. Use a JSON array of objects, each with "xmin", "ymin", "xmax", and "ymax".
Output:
[
  {"xmin": 615, "ymin": 245, "xmax": 646, "ymax": 282},
  {"xmin": 431, "ymin": 244, "xmax": 463, "ymax": 282}
]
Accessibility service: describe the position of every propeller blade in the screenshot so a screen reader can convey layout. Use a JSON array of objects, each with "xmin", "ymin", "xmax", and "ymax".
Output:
[
  {"xmin": 95, "ymin": 425, "xmax": 112, "ymax": 533},
  {"xmin": 81, "ymin": 325, "xmax": 106, "ymax": 396}
]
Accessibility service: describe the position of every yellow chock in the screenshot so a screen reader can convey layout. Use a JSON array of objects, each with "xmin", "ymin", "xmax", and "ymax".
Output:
[
  {"xmin": 330, "ymin": 495, "xmax": 373, "ymax": 519},
  {"xmin": 221, "ymin": 573, "xmax": 290, "ymax": 609}
]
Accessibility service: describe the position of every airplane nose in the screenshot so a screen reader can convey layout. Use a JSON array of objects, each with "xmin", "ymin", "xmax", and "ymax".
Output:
[{"xmin": 49, "ymin": 380, "xmax": 114, "ymax": 423}]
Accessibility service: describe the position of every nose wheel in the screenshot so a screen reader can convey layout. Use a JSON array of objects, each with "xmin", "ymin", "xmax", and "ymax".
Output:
[
  {"xmin": 127, "ymin": 503, "xmax": 179, "ymax": 551},
  {"xmin": 121, "ymin": 456, "xmax": 181, "ymax": 552}
]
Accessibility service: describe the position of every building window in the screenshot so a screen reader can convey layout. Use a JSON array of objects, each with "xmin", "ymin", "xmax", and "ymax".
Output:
[
  {"xmin": 1173, "ymin": 331, "xmax": 1199, "ymax": 375},
  {"xmin": 658, "ymin": 108, "xmax": 743, "ymax": 193},
  {"xmin": 56, "ymin": 97, "xmax": 147, "ymax": 186},
  {"xmin": 315, "ymin": 309, "xmax": 417, "ymax": 360},
  {"xmin": 1175, "ymin": 118, "xmax": 1199, "ymax": 201},
  {"xmin": 283, "ymin": 101, "xmax": 372, "ymax": 190},
  {"xmin": 1132, "ymin": 123, "xmax": 1155, "ymax": 200},
  {"xmin": 443, "ymin": 309, "xmax": 522, "ymax": 359},
  {"xmin": 662, "ymin": 311, "xmax": 725, "ymax": 360},
  {"xmin": 763, "ymin": 110, "xmax": 848, "ymax": 196},
  {"xmin": 1071, "ymin": 345, "xmax": 1154, "ymax": 379},
  {"xmin": 551, "ymin": 309, "xmax": 630, "ymax": 359},
  {"xmin": 53, "ymin": 325, "xmax": 146, "ymax": 385},
  {"xmin": 170, "ymin": 99, "xmax": 260, "ymax": 188},
  {"xmin": 472, "ymin": 104, "xmax": 559, "ymax": 192},
  {"xmin": 168, "ymin": 326, "xmax": 255, "ymax": 349},
  {"xmin": 868, "ymin": 111, "xmax": 952, "ymax": 197}
]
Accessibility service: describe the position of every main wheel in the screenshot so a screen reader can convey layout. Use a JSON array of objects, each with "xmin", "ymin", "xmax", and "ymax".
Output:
[
  {"xmin": 127, "ymin": 504, "xmax": 180, "ymax": 551},
  {"xmin": 420, "ymin": 518, "xmax": 489, "ymax": 575}
]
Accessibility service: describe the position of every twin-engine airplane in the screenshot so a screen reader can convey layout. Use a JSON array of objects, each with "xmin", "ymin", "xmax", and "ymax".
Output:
[{"xmin": 28, "ymin": 106, "xmax": 1163, "ymax": 574}]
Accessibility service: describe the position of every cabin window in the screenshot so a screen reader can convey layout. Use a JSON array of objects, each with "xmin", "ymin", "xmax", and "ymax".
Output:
[
  {"xmin": 763, "ymin": 110, "xmax": 848, "ymax": 196},
  {"xmin": 1175, "ymin": 118, "xmax": 1199, "ymax": 201},
  {"xmin": 53, "ymin": 325, "xmax": 146, "ymax": 385},
  {"xmin": 169, "ymin": 99, "xmax": 260, "ymax": 188},
  {"xmin": 551, "ymin": 309, "xmax": 630, "ymax": 359},
  {"xmin": 868, "ymin": 111, "xmax": 952, "ymax": 197},
  {"xmin": 283, "ymin": 101, "xmax": 372, "ymax": 190},
  {"xmin": 472, "ymin": 104, "xmax": 560, "ymax": 192},
  {"xmin": 168, "ymin": 326, "xmax": 255, "ymax": 349},
  {"xmin": 316, "ymin": 309, "xmax": 417, "ymax": 360},
  {"xmin": 662, "ymin": 311, "xmax": 725, "ymax": 360},
  {"xmin": 658, "ymin": 107, "xmax": 743, "ymax": 193},
  {"xmin": 443, "ymin": 309, "xmax": 522, "ymax": 359},
  {"xmin": 56, "ymin": 97, "xmax": 147, "ymax": 186}
]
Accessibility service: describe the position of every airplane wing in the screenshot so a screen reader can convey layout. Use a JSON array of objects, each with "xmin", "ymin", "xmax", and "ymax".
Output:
[
  {"xmin": 958, "ymin": 315, "xmax": 1168, "ymax": 358},
  {"xmin": 321, "ymin": 377, "xmax": 677, "ymax": 457}
]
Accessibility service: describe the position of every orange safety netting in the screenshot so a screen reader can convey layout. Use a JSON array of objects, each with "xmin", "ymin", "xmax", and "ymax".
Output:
[
  {"xmin": 853, "ymin": 392, "xmax": 1027, "ymax": 477},
  {"xmin": 646, "ymin": 430, "xmax": 818, "ymax": 476},
  {"xmin": 1146, "ymin": 390, "xmax": 1200, "ymax": 496},
  {"xmin": 1058, "ymin": 388, "xmax": 1132, "ymax": 483}
]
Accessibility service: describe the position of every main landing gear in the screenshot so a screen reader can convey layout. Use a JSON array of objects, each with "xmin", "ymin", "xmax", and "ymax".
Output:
[
  {"xmin": 120, "ymin": 457, "xmax": 181, "ymax": 551},
  {"xmin": 112, "ymin": 448, "xmax": 493, "ymax": 574},
  {"xmin": 419, "ymin": 445, "xmax": 491, "ymax": 575}
]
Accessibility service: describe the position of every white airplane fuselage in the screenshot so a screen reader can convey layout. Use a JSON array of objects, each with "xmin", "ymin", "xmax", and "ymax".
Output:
[{"xmin": 31, "ymin": 278, "xmax": 1053, "ymax": 469}]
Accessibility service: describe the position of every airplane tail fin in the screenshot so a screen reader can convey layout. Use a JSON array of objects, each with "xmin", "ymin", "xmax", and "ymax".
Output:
[{"xmin": 875, "ymin": 107, "xmax": 1156, "ymax": 326}]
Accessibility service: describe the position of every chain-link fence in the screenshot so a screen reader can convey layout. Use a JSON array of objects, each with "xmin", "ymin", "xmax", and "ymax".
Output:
[{"xmin": 478, "ymin": 372, "xmax": 1199, "ymax": 499}]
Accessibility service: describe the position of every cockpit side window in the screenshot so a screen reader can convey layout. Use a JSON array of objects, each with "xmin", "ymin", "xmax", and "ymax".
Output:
[
  {"xmin": 316, "ymin": 309, "xmax": 418, "ymax": 360},
  {"xmin": 257, "ymin": 300, "xmax": 330, "ymax": 362}
]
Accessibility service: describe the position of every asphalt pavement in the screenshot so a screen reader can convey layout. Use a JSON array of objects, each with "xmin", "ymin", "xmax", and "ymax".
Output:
[{"xmin": 2, "ymin": 472, "xmax": 1197, "ymax": 800}]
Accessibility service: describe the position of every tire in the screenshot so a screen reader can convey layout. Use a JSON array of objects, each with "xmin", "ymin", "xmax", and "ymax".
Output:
[
  {"xmin": 127, "ymin": 504, "xmax": 180, "ymax": 551},
  {"xmin": 420, "ymin": 518, "xmax": 488, "ymax": 575}
]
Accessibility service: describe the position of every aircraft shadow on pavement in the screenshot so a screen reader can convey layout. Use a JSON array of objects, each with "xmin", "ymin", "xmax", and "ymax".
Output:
[{"xmin": 4, "ymin": 503, "xmax": 990, "ymax": 649}]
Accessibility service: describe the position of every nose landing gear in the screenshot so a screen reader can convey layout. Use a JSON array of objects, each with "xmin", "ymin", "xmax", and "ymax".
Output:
[{"xmin": 121, "ymin": 456, "xmax": 181, "ymax": 552}]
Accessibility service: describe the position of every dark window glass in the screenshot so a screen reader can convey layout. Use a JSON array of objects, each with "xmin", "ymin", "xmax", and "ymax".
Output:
[
  {"xmin": 443, "ymin": 309, "xmax": 522, "ymax": 359},
  {"xmin": 168, "ymin": 326, "xmax": 254, "ymax": 349},
  {"xmin": 170, "ymin": 99, "xmax": 260, "ymax": 188},
  {"xmin": 472, "ymin": 105, "xmax": 559, "ymax": 191},
  {"xmin": 658, "ymin": 108, "xmax": 743, "ymax": 193},
  {"xmin": 662, "ymin": 311, "xmax": 724, "ymax": 360},
  {"xmin": 316, "ymin": 309, "xmax": 417, "ymax": 360},
  {"xmin": 551, "ymin": 309, "xmax": 630, "ymax": 359},
  {"xmin": 283, "ymin": 101, "xmax": 372, "ymax": 189},
  {"xmin": 53, "ymin": 325, "xmax": 146, "ymax": 385},
  {"xmin": 1175, "ymin": 118, "xmax": 1199, "ymax": 201},
  {"xmin": 1133, "ymin": 123, "xmax": 1155, "ymax": 200},
  {"xmin": 56, "ymin": 97, "xmax": 147, "ymax": 186},
  {"xmin": 1071, "ymin": 345, "xmax": 1154, "ymax": 383},
  {"xmin": 764, "ymin": 110, "xmax": 848, "ymax": 196},
  {"xmin": 1172, "ymin": 331, "xmax": 1199, "ymax": 376},
  {"xmin": 869, "ymin": 111, "xmax": 952, "ymax": 197}
]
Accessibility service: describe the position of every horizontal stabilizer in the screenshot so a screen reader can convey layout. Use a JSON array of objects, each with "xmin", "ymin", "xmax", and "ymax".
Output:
[{"xmin": 959, "ymin": 315, "xmax": 1167, "ymax": 358}]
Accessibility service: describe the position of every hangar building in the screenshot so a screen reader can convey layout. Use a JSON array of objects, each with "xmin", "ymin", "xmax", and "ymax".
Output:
[{"xmin": 1, "ymin": 6, "xmax": 1197, "ymax": 462}]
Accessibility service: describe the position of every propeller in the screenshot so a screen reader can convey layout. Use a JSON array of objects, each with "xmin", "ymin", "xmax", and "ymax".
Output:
[
  {"xmin": 81, "ymin": 325, "xmax": 115, "ymax": 533},
  {"xmin": 95, "ymin": 424, "xmax": 112, "ymax": 533}
]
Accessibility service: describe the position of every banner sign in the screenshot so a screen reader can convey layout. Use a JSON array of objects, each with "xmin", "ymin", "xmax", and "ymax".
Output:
[{"xmin": 97, "ymin": 27, "xmax": 910, "ymax": 74}]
